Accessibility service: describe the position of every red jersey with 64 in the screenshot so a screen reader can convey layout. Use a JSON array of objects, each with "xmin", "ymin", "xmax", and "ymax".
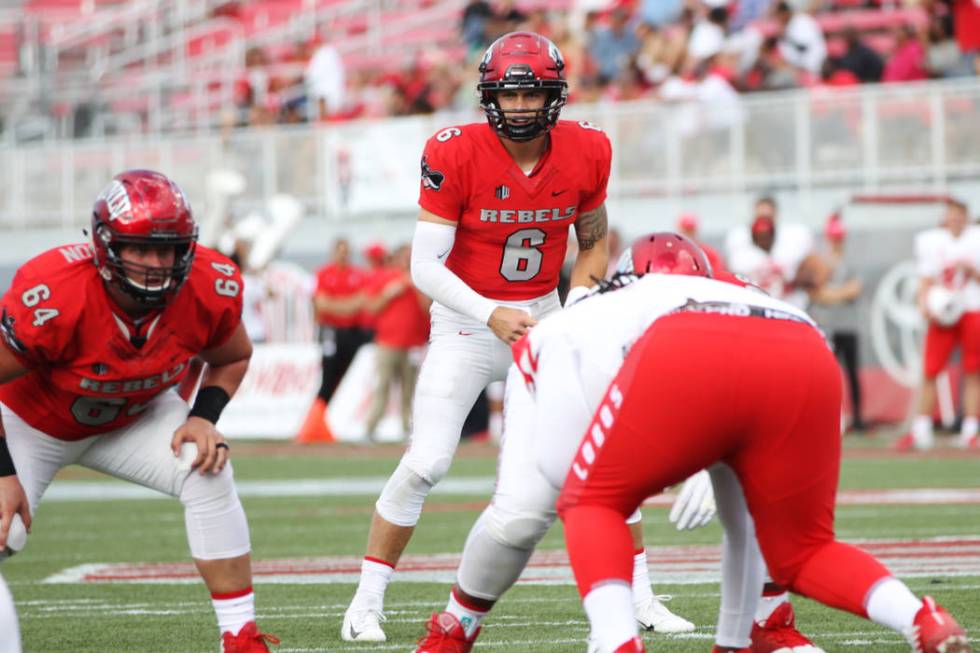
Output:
[
  {"xmin": 0, "ymin": 244, "xmax": 243, "ymax": 440},
  {"xmin": 419, "ymin": 120, "xmax": 611, "ymax": 301}
]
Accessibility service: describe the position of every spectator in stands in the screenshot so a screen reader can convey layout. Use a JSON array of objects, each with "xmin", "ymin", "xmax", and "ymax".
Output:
[
  {"xmin": 748, "ymin": 35, "xmax": 804, "ymax": 89},
  {"xmin": 635, "ymin": 20, "xmax": 687, "ymax": 85},
  {"xmin": 807, "ymin": 213, "xmax": 867, "ymax": 432},
  {"xmin": 638, "ymin": 0, "xmax": 683, "ymax": 28},
  {"xmin": 306, "ymin": 37, "xmax": 347, "ymax": 120},
  {"xmin": 589, "ymin": 7, "xmax": 640, "ymax": 84},
  {"xmin": 774, "ymin": 0, "xmax": 827, "ymax": 77},
  {"xmin": 296, "ymin": 238, "xmax": 370, "ymax": 443},
  {"xmin": 820, "ymin": 56, "xmax": 860, "ymax": 86},
  {"xmin": 926, "ymin": 12, "xmax": 963, "ymax": 78},
  {"xmin": 676, "ymin": 212, "xmax": 725, "ymax": 272},
  {"xmin": 952, "ymin": 0, "xmax": 980, "ymax": 76},
  {"xmin": 837, "ymin": 26, "xmax": 884, "ymax": 83},
  {"xmin": 363, "ymin": 245, "xmax": 431, "ymax": 440},
  {"xmin": 461, "ymin": 0, "xmax": 493, "ymax": 53},
  {"xmin": 687, "ymin": 2, "xmax": 728, "ymax": 68},
  {"xmin": 488, "ymin": 0, "xmax": 528, "ymax": 40},
  {"xmin": 883, "ymin": 24, "xmax": 929, "ymax": 82}
]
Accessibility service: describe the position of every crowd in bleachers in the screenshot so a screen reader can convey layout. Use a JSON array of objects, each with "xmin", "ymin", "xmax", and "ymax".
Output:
[{"xmin": 224, "ymin": 0, "xmax": 979, "ymax": 129}]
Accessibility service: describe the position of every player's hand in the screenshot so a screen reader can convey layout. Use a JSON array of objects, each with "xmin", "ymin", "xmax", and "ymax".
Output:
[
  {"xmin": 487, "ymin": 307, "xmax": 537, "ymax": 344},
  {"xmin": 668, "ymin": 470, "xmax": 716, "ymax": 531},
  {"xmin": 0, "ymin": 474, "xmax": 31, "ymax": 550},
  {"xmin": 171, "ymin": 417, "xmax": 231, "ymax": 475}
]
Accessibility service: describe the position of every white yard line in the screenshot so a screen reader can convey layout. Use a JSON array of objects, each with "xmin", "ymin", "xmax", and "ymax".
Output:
[{"xmin": 40, "ymin": 479, "xmax": 980, "ymax": 504}]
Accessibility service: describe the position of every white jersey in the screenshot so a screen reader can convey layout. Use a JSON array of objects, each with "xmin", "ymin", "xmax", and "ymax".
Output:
[
  {"xmin": 915, "ymin": 226, "xmax": 980, "ymax": 311},
  {"xmin": 523, "ymin": 274, "xmax": 816, "ymax": 412},
  {"xmin": 725, "ymin": 222, "xmax": 814, "ymax": 307}
]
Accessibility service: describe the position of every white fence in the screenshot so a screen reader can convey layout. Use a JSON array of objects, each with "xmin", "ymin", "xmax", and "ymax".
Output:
[{"xmin": 2, "ymin": 78, "xmax": 979, "ymax": 230}]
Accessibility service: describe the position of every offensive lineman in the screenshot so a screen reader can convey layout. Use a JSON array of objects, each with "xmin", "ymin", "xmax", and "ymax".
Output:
[
  {"xmin": 341, "ymin": 31, "xmax": 692, "ymax": 642},
  {"xmin": 415, "ymin": 234, "xmax": 822, "ymax": 653},
  {"xmin": 0, "ymin": 171, "xmax": 276, "ymax": 653},
  {"xmin": 541, "ymin": 241, "xmax": 970, "ymax": 653}
]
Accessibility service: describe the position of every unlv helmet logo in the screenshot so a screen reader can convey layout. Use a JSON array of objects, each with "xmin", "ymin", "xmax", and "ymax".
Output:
[
  {"xmin": 98, "ymin": 180, "xmax": 134, "ymax": 223},
  {"xmin": 421, "ymin": 156, "xmax": 445, "ymax": 191}
]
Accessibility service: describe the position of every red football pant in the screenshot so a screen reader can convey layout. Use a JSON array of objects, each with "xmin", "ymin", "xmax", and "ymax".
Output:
[
  {"xmin": 923, "ymin": 311, "xmax": 980, "ymax": 378},
  {"xmin": 558, "ymin": 312, "xmax": 891, "ymax": 618}
]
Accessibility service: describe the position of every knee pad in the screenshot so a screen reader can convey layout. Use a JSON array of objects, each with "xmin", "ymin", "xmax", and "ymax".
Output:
[
  {"xmin": 375, "ymin": 461, "xmax": 434, "ymax": 527},
  {"xmin": 484, "ymin": 504, "xmax": 553, "ymax": 551},
  {"xmin": 179, "ymin": 463, "xmax": 251, "ymax": 560},
  {"xmin": 402, "ymin": 448, "xmax": 453, "ymax": 486},
  {"xmin": 457, "ymin": 508, "xmax": 545, "ymax": 602}
]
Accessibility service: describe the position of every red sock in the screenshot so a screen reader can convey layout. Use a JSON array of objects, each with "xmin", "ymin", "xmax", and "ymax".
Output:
[{"xmin": 562, "ymin": 505, "xmax": 633, "ymax": 598}]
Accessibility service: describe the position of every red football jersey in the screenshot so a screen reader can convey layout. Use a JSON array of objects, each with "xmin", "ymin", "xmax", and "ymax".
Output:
[
  {"xmin": 419, "ymin": 120, "xmax": 611, "ymax": 301},
  {"xmin": 0, "ymin": 243, "xmax": 243, "ymax": 441},
  {"xmin": 314, "ymin": 262, "xmax": 367, "ymax": 329}
]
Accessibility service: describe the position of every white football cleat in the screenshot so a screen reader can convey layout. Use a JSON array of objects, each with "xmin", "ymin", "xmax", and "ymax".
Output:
[
  {"xmin": 635, "ymin": 596, "xmax": 695, "ymax": 633},
  {"xmin": 341, "ymin": 607, "xmax": 387, "ymax": 642}
]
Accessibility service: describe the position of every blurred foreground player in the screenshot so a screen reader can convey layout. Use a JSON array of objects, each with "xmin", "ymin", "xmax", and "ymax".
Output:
[
  {"xmin": 550, "ymin": 244, "xmax": 971, "ymax": 653},
  {"xmin": 415, "ymin": 234, "xmax": 823, "ymax": 653},
  {"xmin": 0, "ymin": 170, "xmax": 277, "ymax": 653}
]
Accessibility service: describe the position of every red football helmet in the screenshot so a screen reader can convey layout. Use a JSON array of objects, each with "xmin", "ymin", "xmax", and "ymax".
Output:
[
  {"xmin": 91, "ymin": 169, "xmax": 198, "ymax": 306},
  {"xmin": 616, "ymin": 232, "xmax": 713, "ymax": 278},
  {"xmin": 478, "ymin": 31, "xmax": 568, "ymax": 142}
]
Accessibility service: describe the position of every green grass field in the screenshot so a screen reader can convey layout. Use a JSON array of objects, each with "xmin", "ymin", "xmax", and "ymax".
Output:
[{"xmin": 4, "ymin": 438, "xmax": 979, "ymax": 652}]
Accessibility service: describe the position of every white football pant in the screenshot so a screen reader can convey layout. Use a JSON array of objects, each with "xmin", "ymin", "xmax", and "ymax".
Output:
[
  {"xmin": 1, "ymin": 391, "xmax": 250, "ymax": 561},
  {"xmin": 457, "ymin": 349, "xmax": 764, "ymax": 649},
  {"xmin": 375, "ymin": 293, "xmax": 559, "ymax": 527},
  {"xmin": 0, "ymin": 572, "xmax": 20, "ymax": 653}
]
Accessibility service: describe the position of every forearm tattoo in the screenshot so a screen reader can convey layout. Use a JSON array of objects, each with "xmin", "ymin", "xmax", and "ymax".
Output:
[{"xmin": 576, "ymin": 204, "xmax": 608, "ymax": 251}]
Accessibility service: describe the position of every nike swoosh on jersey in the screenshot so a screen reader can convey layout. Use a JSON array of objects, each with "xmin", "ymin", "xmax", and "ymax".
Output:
[
  {"xmin": 437, "ymin": 248, "xmax": 451, "ymax": 260},
  {"xmin": 458, "ymin": 330, "xmax": 474, "ymax": 336},
  {"xmin": 551, "ymin": 189, "xmax": 567, "ymax": 196}
]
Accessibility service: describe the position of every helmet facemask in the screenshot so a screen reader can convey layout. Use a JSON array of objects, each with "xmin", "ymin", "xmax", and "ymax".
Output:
[
  {"xmin": 95, "ymin": 225, "xmax": 197, "ymax": 308},
  {"xmin": 479, "ymin": 77, "xmax": 567, "ymax": 142}
]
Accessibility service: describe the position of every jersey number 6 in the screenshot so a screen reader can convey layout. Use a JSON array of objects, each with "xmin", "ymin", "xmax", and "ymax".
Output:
[{"xmin": 500, "ymin": 228, "xmax": 545, "ymax": 282}]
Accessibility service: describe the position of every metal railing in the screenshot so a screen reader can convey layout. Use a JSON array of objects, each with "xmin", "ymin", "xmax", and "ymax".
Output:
[{"xmin": 2, "ymin": 78, "xmax": 978, "ymax": 230}]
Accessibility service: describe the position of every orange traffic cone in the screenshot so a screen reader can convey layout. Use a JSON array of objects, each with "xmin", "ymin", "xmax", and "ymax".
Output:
[{"xmin": 295, "ymin": 398, "xmax": 335, "ymax": 443}]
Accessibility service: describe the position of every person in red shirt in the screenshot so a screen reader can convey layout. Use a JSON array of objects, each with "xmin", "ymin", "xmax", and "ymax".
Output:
[
  {"xmin": 0, "ymin": 170, "xmax": 276, "ymax": 652},
  {"xmin": 296, "ymin": 237, "xmax": 371, "ymax": 443},
  {"xmin": 363, "ymin": 245, "xmax": 431, "ymax": 439}
]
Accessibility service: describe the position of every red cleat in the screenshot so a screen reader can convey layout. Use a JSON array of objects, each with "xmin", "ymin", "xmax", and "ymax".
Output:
[
  {"xmin": 221, "ymin": 622, "xmax": 279, "ymax": 653},
  {"xmin": 415, "ymin": 612, "xmax": 480, "ymax": 653},
  {"xmin": 750, "ymin": 602, "xmax": 824, "ymax": 652},
  {"xmin": 906, "ymin": 596, "xmax": 972, "ymax": 653},
  {"xmin": 613, "ymin": 637, "xmax": 647, "ymax": 652},
  {"xmin": 892, "ymin": 433, "xmax": 917, "ymax": 451}
]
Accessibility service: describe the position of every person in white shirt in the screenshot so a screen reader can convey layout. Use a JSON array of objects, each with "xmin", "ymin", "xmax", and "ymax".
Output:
[
  {"xmin": 897, "ymin": 198, "xmax": 980, "ymax": 450},
  {"xmin": 773, "ymin": 1, "xmax": 826, "ymax": 76},
  {"xmin": 725, "ymin": 196, "xmax": 815, "ymax": 309}
]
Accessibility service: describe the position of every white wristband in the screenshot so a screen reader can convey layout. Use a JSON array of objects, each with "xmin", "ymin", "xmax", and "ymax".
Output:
[
  {"xmin": 411, "ymin": 220, "xmax": 499, "ymax": 325},
  {"xmin": 565, "ymin": 285, "xmax": 593, "ymax": 307}
]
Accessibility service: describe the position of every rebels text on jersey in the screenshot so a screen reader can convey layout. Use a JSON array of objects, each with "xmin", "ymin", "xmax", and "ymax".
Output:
[
  {"xmin": 0, "ymin": 244, "xmax": 243, "ymax": 440},
  {"xmin": 419, "ymin": 120, "xmax": 611, "ymax": 301}
]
